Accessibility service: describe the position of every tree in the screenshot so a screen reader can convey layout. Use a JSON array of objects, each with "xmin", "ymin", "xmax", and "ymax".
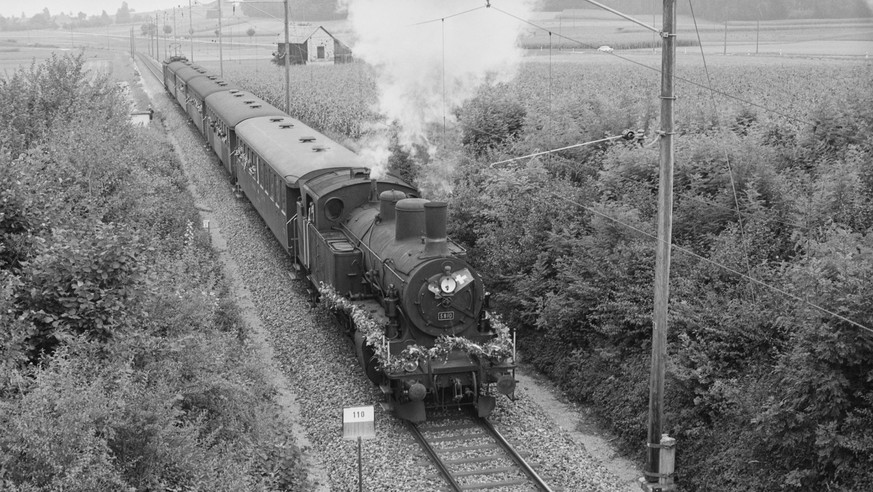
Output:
[
  {"xmin": 116, "ymin": 2, "xmax": 131, "ymax": 24},
  {"xmin": 164, "ymin": 24, "xmax": 172, "ymax": 35}
]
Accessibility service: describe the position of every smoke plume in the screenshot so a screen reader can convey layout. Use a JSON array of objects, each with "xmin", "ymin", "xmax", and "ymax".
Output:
[{"xmin": 341, "ymin": 0, "xmax": 535, "ymax": 179}]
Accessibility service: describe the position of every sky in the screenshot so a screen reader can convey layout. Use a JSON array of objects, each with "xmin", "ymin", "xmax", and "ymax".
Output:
[{"xmin": 1, "ymin": 1, "xmax": 214, "ymax": 18}]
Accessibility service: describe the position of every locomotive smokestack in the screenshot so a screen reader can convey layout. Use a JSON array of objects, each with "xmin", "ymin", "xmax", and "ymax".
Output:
[
  {"xmin": 369, "ymin": 178, "xmax": 378, "ymax": 202},
  {"xmin": 379, "ymin": 190, "xmax": 406, "ymax": 222},
  {"xmin": 423, "ymin": 202, "xmax": 448, "ymax": 257},
  {"xmin": 395, "ymin": 198, "xmax": 428, "ymax": 241}
]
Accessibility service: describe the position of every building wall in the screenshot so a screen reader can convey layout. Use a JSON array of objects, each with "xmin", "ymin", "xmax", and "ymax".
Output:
[{"xmin": 306, "ymin": 29, "xmax": 335, "ymax": 64}]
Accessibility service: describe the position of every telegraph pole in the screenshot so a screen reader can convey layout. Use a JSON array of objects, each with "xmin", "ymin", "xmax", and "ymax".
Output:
[
  {"xmin": 173, "ymin": 6, "xmax": 178, "ymax": 56},
  {"xmin": 284, "ymin": 0, "xmax": 291, "ymax": 113},
  {"xmin": 156, "ymin": 13, "xmax": 161, "ymax": 60},
  {"xmin": 646, "ymin": 0, "xmax": 676, "ymax": 486},
  {"xmin": 189, "ymin": 0, "xmax": 194, "ymax": 61},
  {"xmin": 218, "ymin": 0, "xmax": 224, "ymax": 77}
]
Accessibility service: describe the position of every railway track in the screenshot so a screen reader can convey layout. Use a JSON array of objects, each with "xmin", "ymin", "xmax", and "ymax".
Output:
[
  {"xmin": 136, "ymin": 53, "xmax": 163, "ymax": 83},
  {"xmin": 408, "ymin": 410, "xmax": 554, "ymax": 491}
]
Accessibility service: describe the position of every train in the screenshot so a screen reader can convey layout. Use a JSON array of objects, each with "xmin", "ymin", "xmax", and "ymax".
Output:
[{"xmin": 160, "ymin": 56, "xmax": 516, "ymax": 422}]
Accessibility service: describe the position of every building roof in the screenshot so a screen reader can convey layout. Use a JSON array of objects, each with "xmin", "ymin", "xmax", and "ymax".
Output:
[{"xmin": 287, "ymin": 24, "xmax": 336, "ymax": 44}]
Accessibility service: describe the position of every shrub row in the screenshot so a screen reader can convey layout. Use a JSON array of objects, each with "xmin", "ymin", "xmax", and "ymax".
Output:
[
  {"xmin": 448, "ymin": 62, "xmax": 873, "ymax": 491},
  {"xmin": 0, "ymin": 52, "xmax": 309, "ymax": 491}
]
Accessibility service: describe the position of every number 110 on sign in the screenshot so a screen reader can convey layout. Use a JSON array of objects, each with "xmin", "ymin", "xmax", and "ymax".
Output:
[{"xmin": 343, "ymin": 405, "xmax": 375, "ymax": 440}]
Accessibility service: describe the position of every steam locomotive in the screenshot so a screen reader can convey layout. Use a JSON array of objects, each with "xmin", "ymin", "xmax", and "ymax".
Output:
[{"xmin": 161, "ymin": 57, "xmax": 516, "ymax": 422}]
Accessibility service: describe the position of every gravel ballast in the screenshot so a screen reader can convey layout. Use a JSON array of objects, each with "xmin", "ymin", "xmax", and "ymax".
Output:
[{"xmin": 139, "ymin": 59, "xmax": 631, "ymax": 492}]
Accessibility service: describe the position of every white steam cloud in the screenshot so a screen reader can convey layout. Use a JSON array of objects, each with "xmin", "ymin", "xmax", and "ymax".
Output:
[{"xmin": 341, "ymin": 0, "xmax": 535, "ymax": 179}]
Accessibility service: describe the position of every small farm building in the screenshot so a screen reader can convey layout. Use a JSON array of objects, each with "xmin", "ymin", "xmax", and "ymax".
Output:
[{"xmin": 276, "ymin": 25, "xmax": 352, "ymax": 65}]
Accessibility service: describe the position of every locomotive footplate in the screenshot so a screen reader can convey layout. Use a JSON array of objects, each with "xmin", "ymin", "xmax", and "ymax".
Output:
[{"xmin": 382, "ymin": 351, "xmax": 516, "ymax": 422}]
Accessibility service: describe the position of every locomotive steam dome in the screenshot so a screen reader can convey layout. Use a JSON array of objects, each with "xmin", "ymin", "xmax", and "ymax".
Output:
[{"xmin": 379, "ymin": 190, "xmax": 407, "ymax": 221}]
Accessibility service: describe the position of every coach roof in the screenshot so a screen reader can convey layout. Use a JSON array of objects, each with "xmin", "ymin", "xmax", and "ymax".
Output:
[
  {"xmin": 204, "ymin": 90, "xmax": 286, "ymax": 127},
  {"xmin": 174, "ymin": 65, "xmax": 208, "ymax": 84},
  {"xmin": 236, "ymin": 115, "xmax": 366, "ymax": 187},
  {"xmin": 186, "ymin": 76, "xmax": 235, "ymax": 101}
]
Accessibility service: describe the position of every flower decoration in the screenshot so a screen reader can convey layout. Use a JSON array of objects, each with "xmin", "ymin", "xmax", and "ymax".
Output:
[{"xmin": 317, "ymin": 283, "xmax": 513, "ymax": 374}]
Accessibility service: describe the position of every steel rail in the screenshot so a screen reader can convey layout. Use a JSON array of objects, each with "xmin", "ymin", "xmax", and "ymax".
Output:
[
  {"xmin": 479, "ymin": 417, "xmax": 554, "ymax": 492},
  {"xmin": 408, "ymin": 414, "xmax": 554, "ymax": 492},
  {"xmin": 406, "ymin": 421, "xmax": 463, "ymax": 492},
  {"xmin": 137, "ymin": 53, "xmax": 163, "ymax": 82}
]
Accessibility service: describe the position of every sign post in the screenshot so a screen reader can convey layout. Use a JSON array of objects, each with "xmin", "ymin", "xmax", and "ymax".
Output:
[{"xmin": 343, "ymin": 405, "xmax": 375, "ymax": 492}]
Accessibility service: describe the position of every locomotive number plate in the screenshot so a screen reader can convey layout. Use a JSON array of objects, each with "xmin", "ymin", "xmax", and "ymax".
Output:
[{"xmin": 438, "ymin": 311, "xmax": 455, "ymax": 321}]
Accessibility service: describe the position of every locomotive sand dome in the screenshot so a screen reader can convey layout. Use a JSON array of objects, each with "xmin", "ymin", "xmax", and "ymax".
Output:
[{"xmin": 160, "ymin": 56, "xmax": 516, "ymax": 423}]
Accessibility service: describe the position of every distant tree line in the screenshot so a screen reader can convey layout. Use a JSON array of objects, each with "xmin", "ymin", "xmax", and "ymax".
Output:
[
  {"xmin": 240, "ymin": 0, "xmax": 347, "ymax": 21},
  {"xmin": 0, "ymin": 2, "xmax": 141, "ymax": 32},
  {"xmin": 544, "ymin": 0, "xmax": 873, "ymax": 21}
]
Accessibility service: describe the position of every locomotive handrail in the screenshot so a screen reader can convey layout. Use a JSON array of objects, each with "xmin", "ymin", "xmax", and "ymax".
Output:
[{"xmin": 339, "ymin": 223, "xmax": 410, "ymax": 281}]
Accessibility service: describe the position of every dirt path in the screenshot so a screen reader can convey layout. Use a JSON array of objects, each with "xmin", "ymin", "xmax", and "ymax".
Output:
[{"xmin": 515, "ymin": 363, "xmax": 642, "ymax": 492}]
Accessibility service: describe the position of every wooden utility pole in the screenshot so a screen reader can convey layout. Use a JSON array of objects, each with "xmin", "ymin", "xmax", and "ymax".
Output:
[
  {"xmin": 189, "ymin": 0, "xmax": 194, "ymax": 61},
  {"xmin": 218, "ymin": 0, "xmax": 224, "ymax": 77},
  {"xmin": 284, "ymin": 0, "xmax": 291, "ymax": 113},
  {"xmin": 173, "ymin": 6, "xmax": 178, "ymax": 56},
  {"xmin": 756, "ymin": 19, "xmax": 760, "ymax": 54},
  {"xmin": 156, "ymin": 13, "xmax": 161, "ymax": 60},
  {"xmin": 646, "ymin": 0, "xmax": 676, "ymax": 484}
]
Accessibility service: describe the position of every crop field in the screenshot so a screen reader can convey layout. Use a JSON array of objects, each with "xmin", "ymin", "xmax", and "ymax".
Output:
[
  {"xmin": 524, "ymin": 9, "xmax": 873, "ymax": 54},
  {"xmin": 197, "ymin": 51, "xmax": 870, "ymax": 157}
]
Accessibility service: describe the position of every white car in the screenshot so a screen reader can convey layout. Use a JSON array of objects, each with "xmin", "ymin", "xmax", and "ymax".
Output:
[{"xmin": 598, "ymin": 45, "xmax": 614, "ymax": 53}]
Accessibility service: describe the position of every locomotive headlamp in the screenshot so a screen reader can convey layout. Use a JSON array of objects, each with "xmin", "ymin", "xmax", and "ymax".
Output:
[
  {"xmin": 403, "ymin": 360, "xmax": 419, "ymax": 372},
  {"xmin": 439, "ymin": 265, "xmax": 456, "ymax": 294},
  {"xmin": 439, "ymin": 275, "xmax": 457, "ymax": 294}
]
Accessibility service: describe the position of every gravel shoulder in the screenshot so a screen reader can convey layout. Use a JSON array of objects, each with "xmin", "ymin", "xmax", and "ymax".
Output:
[
  {"xmin": 137, "ymin": 57, "xmax": 634, "ymax": 491},
  {"xmin": 514, "ymin": 363, "xmax": 642, "ymax": 492}
]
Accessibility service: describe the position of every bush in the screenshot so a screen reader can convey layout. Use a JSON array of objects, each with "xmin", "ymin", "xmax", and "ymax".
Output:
[{"xmin": 0, "ymin": 52, "xmax": 311, "ymax": 491}]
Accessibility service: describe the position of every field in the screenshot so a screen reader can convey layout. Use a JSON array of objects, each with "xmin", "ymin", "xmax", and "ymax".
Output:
[{"xmin": 2, "ymin": 8, "xmax": 870, "ymax": 75}]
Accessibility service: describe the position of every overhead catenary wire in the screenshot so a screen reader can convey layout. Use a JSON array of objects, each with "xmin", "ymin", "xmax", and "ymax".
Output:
[
  {"xmin": 488, "ymin": 134, "xmax": 631, "ymax": 168},
  {"xmin": 488, "ymin": 5, "xmax": 816, "ymax": 128},
  {"xmin": 407, "ymin": 5, "xmax": 487, "ymax": 27},
  {"xmin": 688, "ymin": 0, "xmax": 757, "ymax": 298},
  {"xmin": 490, "ymin": 172, "xmax": 873, "ymax": 337},
  {"xmin": 479, "ymin": 3, "xmax": 871, "ymax": 336}
]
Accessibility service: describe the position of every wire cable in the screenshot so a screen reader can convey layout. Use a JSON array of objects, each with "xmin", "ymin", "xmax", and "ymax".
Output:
[
  {"xmin": 688, "ymin": 0, "xmax": 757, "ymax": 298},
  {"xmin": 489, "ymin": 5, "xmax": 816, "ymax": 127},
  {"xmin": 407, "ymin": 5, "xmax": 487, "ymax": 27},
  {"xmin": 490, "ymin": 172, "xmax": 873, "ymax": 336},
  {"xmin": 489, "ymin": 135, "xmax": 629, "ymax": 167}
]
